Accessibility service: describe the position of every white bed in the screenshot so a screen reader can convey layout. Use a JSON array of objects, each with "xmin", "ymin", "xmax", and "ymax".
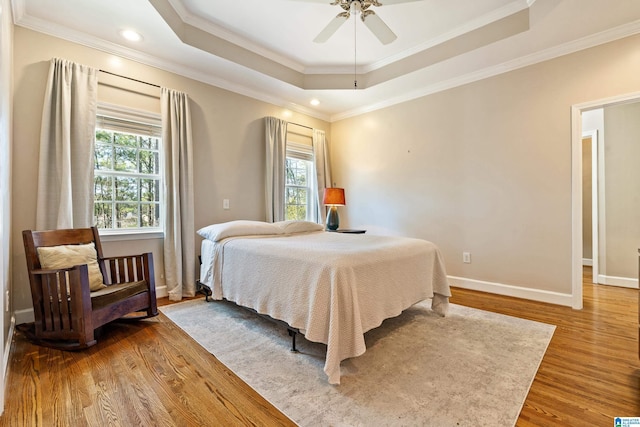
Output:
[{"xmin": 197, "ymin": 220, "xmax": 451, "ymax": 384}]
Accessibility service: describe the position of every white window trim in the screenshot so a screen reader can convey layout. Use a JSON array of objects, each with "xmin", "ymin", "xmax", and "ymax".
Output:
[
  {"xmin": 99, "ymin": 230, "xmax": 164, "ymax": 241},
  {"xmin": 95, "ymin": 102, "xmax": 163, "ymax": 237},
  {"xmin": 285, "ymin": 142, "xmax": 317, "ymax": 222}
]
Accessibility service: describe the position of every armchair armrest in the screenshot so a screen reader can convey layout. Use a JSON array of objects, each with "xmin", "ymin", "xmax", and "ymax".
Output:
[
  {"xmin": 99, "ymin": 252, "xmax": 157, "ymax": 317},
  {"xmin": 29, "ymin": 265, "xmax": 93, "ymax": 298},
  {"xmin": 27, "ymin": 264, "xmax": 93, "ymax": 336}
]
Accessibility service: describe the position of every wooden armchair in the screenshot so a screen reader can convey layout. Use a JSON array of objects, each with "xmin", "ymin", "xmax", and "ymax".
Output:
[{"xmin": 21, "ymin": 226, "xmax": 158, "ymax": 350}]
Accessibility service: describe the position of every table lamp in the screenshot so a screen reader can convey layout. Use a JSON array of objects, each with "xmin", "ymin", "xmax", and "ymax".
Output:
[{"xmin": 323, "ymin": 188, "xmax": 346, "ymax": 231}]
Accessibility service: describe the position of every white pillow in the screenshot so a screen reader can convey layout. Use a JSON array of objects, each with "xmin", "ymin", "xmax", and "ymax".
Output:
[
  {"xmin": 197, "ymin": 220, "xmax": 283, "ymax": 242},
  {"xmin": 37, "ymin": 242, "xmax": 107, "ymax": 292},
  {"xmin": 274, "ymin": 220, "xmax": 324, "ymax": 234}
]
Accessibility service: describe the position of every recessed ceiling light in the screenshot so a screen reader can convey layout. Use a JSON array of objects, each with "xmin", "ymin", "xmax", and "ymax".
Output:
[
  {"xmin": 310, "ymin": 99, "xmax": 320, "ymax": 106},
  {"xmin": 119, "ymin": 29, "xmax": 143, "ymax": 42}
]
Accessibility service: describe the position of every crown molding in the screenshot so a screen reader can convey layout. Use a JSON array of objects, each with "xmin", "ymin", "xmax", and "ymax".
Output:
[
  {"xmin": 330, "ymin": 19, "xmax": 640, "ymax": 121},
  {"xmin": 360, "ymin": 0, "xmax": 530, "ymax": 73},
  {"xmin": 10, "ymin": 0, "xmax": 24, "ymax": 23},
  {"xmin": 149, "ymin": 0, "xmax": 531, "ymax": 90},
  {"xmin": 11, "ymin": 0, "xmax": 640, "ymax": 122},
  {"xmin": 171, "ymin": 0, "xmax": 531, "ymax": 77},
  {"xmin": 168, "ymin": 0, "xmax": 306, "ymax": 73},
  {"xmin": 11, "ymin": 2, "xmax": 331, "ymax": 121}
]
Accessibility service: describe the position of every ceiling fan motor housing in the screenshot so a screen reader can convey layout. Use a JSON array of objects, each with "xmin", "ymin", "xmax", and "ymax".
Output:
[{"xmin": 334, "ymin": 0, "xmax": 376, "ymax": 13}]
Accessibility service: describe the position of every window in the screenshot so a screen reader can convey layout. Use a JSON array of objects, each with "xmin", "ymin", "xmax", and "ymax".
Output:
[
  {"xmin": 285, "ymin": 143, "xmax": 316, "ymax": 222},
  {"xmin": 93, "ymin": 104, "xmax": 162, "ymax": 233}
]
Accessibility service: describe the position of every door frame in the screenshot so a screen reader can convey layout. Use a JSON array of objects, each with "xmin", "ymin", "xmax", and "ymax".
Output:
[
  {"xmin": 571, "ymin": 90, "xmax": 640, "ymax": 309},
  {"xmin": 582, "ymin": 129, "xmax": 599, "ymax": 283}
]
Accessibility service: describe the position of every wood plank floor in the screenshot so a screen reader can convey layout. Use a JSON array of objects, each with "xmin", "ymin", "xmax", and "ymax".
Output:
[
  {"xmin": 455, "ymin": 268, "xmax": 640, "ymax": 426},
  {"xmin": 1, "ymin": 268, "xmax": 638, "ymax": 426}
]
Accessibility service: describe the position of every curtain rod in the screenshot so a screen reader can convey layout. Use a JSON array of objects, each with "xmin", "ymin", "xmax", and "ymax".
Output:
[
  {"xmin": 288, "ymin": 122, "xmax": 313, "ymax": 131},
  {"xmin": 99, "ymin": 70, "xmax": 161, "ymax": 89}
]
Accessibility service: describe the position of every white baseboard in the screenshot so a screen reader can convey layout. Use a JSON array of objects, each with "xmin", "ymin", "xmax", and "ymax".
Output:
[
  {"xmin": 14, "ymin": 308, "xmax": 33, "ymax": 325},
  {"xmin": 596, "ymin": 274, "xmax": 638, "ymax": 289},
  {"xmin": 1, "ymin": 315, "xmax": 15, "ymax": 415},
  {"xmin": 4, "ymin": 315, "xmax": 14, "ymax": 370},
  {"xmin": 156, "ymin": 285, "xmax": 168, "ymax": 298},
  {"xmin": 448, "ymin": 275, "xmax": 574, "ymax": 307},
  {"xmin": 582, "ymin": 258, "xmax": 593, "ymax": 266}
]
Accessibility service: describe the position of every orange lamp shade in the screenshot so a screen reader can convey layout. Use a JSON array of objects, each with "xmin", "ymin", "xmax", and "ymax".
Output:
[{"xmin": 323, "ymin": 188, "xmax": 346, "ymax": 206}]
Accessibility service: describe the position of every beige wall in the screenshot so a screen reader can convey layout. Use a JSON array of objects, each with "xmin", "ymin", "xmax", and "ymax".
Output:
[
  {"xmin": 11, "ymin": 27, "xmax": 329, "ymax": 317},
  {"xmin": 603, "ymin": 102, "xmax": 640, "ymax": 280},
  {"xmin": 331, "ymin": 33, "xmax": 640, "ymax": 300},
  {"xmin": 11, "ymin": 25, "xmax": 640, "ymax": 313}
]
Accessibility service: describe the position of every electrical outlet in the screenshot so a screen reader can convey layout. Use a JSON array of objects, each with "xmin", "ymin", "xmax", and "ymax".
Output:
[
  {"xmin": 223, "ymin": 199, "xmax": 230, "ymax": 210},
  {"xmin": 463, "ymin": 252, "xmax": 471, "ymax": 264}
]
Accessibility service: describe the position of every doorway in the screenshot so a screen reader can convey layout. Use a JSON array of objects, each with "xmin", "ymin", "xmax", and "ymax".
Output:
[{"xmin": 572, "ymin": 91, "xmax": 640, "ymax": 309}]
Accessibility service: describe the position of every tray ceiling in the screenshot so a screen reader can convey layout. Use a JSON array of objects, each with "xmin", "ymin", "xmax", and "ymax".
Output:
[{"xmin": 12, "ymin": 0, "xmax": 640, "ymax": 121}]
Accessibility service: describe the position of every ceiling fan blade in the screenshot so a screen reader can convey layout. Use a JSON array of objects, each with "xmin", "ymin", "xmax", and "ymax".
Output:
[
  {"xmin": 313, "ymin": 13, "xmax": 349, "ymax": 43},
  {"xmin": 362, "ymin": 12, "xmax": 397, "ymax": 44},
  {"xmin": 373, "ymin": 0, "xmax": 423, "ymax": 4}
]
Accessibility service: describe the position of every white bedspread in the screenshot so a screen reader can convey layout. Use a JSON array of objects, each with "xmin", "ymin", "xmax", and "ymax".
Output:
[{"xmin": 199, "ymin": 231, "xmax": 451, "ymax": 384}]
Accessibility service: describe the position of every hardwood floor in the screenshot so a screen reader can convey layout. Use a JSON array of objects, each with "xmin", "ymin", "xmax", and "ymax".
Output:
[
  {"xmin": 1, "ymin": 297, "xmax": 296, "ymax": 427},
  {"xmin": 454, "ymin": 268, "xmax": 640, "ymax": 426},
  {"xmin": 1, "ymin": 269, "xmax": 638, "ymax": 426}
]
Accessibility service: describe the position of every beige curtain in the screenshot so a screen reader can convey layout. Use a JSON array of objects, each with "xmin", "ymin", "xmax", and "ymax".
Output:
[
  {"xmin": 36, "ymin": 58, "xmax": 98, "ymax": 230},
  {"xmin": 312, "ymin": 129, "xmax": 332, "ymax": 225},
  {"xmin": 265, "ymin": 117, "xmax": 287, "ymax": 222},
  {"xmin": 161, "ymin": 88, "xmax": 195, "ymax": 301}
]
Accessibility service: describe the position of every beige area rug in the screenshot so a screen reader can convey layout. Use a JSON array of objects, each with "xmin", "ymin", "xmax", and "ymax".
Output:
[{"xmin": 160, "ymin": 298, "xmax": 554, "ymax": 426}]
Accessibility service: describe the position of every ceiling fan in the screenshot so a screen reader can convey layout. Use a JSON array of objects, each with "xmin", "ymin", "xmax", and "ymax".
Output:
[{"xmin": 295, "ymin": 0, "xmax": 423, "ymax": 45}]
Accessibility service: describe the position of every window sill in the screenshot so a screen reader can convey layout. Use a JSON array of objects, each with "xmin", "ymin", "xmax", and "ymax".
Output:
[{"xmin": 99, "ymin": 230, "xmax": 164, "ymax": 242}]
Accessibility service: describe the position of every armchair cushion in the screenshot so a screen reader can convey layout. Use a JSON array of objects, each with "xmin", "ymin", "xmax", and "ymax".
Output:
[
  {"xmin": 90, "ymin": 280, "xmax": 149, "ymax": 310},
  {"xmin": 37, "ymin": 242, "xmax": 106, "ymax": 291}
]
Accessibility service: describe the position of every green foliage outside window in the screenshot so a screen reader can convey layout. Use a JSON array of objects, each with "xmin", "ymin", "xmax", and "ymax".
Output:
[
  {"xmin": 285, "ymin": 157, "xmax": 312, "ymax": 221},
  {"xmin": 94, "ymin": 127, "xmax": 161, "ymax": 230}
]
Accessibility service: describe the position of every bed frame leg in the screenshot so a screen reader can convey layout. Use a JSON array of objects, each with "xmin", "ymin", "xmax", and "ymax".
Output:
[
  {"xmin": 196, "ymin": 280, "xmax": 212, "ymax": 302},
  {"xmin": 196, "ymin": 257, "xmax": 213, "ymax": 302},
  {"xmin": 230, "ymin": 300, "xmax": 301, "ymax": 352},
  {"xmin": 288, "ymin": 328, "xmax": 299, "ymax": 352}
]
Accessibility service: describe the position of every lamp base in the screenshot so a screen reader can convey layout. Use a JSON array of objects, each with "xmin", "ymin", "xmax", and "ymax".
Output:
[{"xmin": 326, "ymin": 206, "xmax": 339, "ymax": 231}]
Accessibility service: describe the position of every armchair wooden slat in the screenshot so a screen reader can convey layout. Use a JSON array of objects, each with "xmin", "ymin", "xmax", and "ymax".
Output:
[
  {"xmin": 21, "ymin": 226, "xmax": 158, "ymax": 350},
  {"xmin": 104, "ymin": 255, "xmax": 146, "ymax": 285}
]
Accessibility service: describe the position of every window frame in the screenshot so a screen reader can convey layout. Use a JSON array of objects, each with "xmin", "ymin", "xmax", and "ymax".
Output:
[
  {"xmin": 285, "ymin": 142, "xmax": 317, "ymax": 223},
  {"xmin": 94, "ymin": 102, "xmax": 163, "ymax": 239}
]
